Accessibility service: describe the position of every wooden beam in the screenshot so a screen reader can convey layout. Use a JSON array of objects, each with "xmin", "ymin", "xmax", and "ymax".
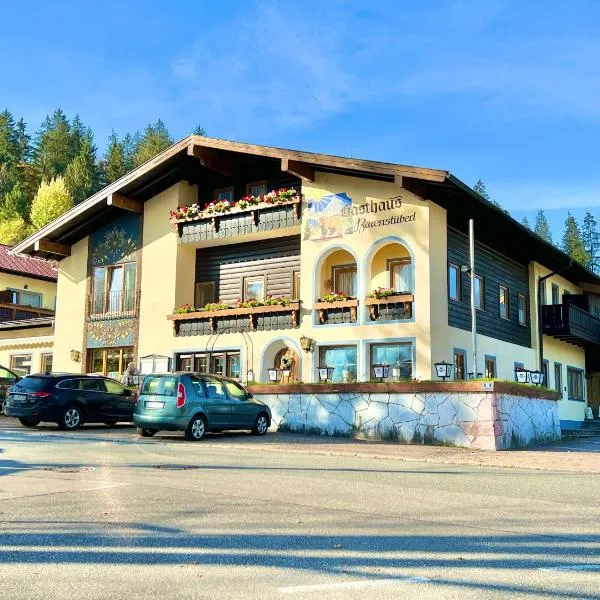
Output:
[
  {"xmin": 188, "ymin": 144, "xmax": 233, "ymax": 178},
  {"xmin": 33, "ymin": 239, "xmax": 71, "ymax": 257},
  {"xmin": 107, "ymin": 192, "xmax": 143, "ymax": 214},
  {"xmin": 394, "ymin": 174, "xmax": 403, "ymax": 187},
  {"xmin": 401, "ymin": 177, "xmax": 428, "ymax": 200},
  {"xmin": 281, "ymin": 158, "xmax": 314, "ymax": 183}
]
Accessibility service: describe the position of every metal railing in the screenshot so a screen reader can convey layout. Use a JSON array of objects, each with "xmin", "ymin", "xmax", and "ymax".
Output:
[{"xmin": 88, "ymin": 290, "xmax": 140, "ymax": 318}]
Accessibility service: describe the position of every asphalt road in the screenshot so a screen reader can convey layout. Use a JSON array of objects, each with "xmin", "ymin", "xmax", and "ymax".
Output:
[{"xmin": 0, "ymin": 422, "xmax": 599, "ymax": 600}]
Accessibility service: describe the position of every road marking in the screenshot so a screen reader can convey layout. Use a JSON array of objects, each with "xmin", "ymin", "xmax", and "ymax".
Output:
[
  {"xmin": 278, "ymin": 576, "xmax": 429, "ymax": 594},
  {"xmin": 539, "ymin": 564, "xmax": 600, "ymax": 573}
]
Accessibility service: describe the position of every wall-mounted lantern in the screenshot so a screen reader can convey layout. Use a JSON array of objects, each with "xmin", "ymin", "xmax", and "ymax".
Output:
[
  {"xmin": 434, "ymin": 361, "xmax": 453, "ymax": 381},
  {"xmin": 246, "ymin": 369, "xmax": 255, "ymax": 383},
  {"xmin": 70, "ymin": 349, "xmax": 81, "ymax": 362},
  {"xmin": 515, "ymin": 368, "xmax": 529, "ymax": 384},
  {"xmin": 530, "ymin": 370, "xmax": 544, "ymax": 386},
  {"xmin": 372, "ymin": 363, "xmax": 390, "ymax": 382},
  {"xmin": 318, "ymin": 366, "xmax": 335, "ymax": 382},
  {"xmin": 267, "ymin": 368, "xmax": 280, "ymax": 382},
  {"xmin": 300, "ymin": 336, "xmax": 314, "ymax": 353}
]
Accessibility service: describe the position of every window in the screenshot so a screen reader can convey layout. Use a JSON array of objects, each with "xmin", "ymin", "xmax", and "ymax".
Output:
[
  {"xmin": 448, "ymin": 264, "xmax": 460, "ymax": 301},
  {"xmin": 554, "ymin": 363, "xmax": 562, "ymax": 395},
  {"xmin": 518, "ymin": 294, "xmax": 527, "ymax": 326},
  {"xmin": 176, "ymin": 351, "xmax": 241, "ymax": 379},
  {"xmin": 214, "ymin": 186, "xmax": 234, "ymax": 202},
  {"xmin": 542, "ymin": 360, "xmax": 550, "ymax": 388},
  {"xmin": 319, "ymin": 346, "xmax": 357, "ymax": 382},
  {"xmin": 485, "ymin": 356, "xmax": 496, "ymax": 379},
  {"xmin": 81, "ymin": 378, "xmax": 106, "ymax": 392},
  {"xmin": 6, "ymin": 289, "xmax": 43, "ymax": 308},
  {"xmin": 88, "ymin": 347, "xmax": 133, "ymax": 380},
  {"xmin": 224, "ymin": 380, "xmax": 248, "ymax": 400},
  {"xmin": 195, "ymin": 282, "xmax": 215, "ymax": 309},
  {"xmin": 292, "ymin": 271, "xmax": 301, "ymax": 299},
  {"xmin": 552, "ymin": 284, "xmax": 560, "ymax": 305},
  {"xmin": 91, "ymin": 263, "xmax": 137, "ymax": 315},
  {"xmin": 474, "ymin": 275, "xmax": 484, "ymax": 310},
  {"xmin": 104, "ymin": 379, "xmax": 127, "ymax": 394},
  {"xmin": 332, "ymin": 265, "xmax": 357, "ymax": 297},
  {"xmin": 539, "ymin": 278, "xmax": 547, "ymax": 306},
  {"xmin": 567, "ymin": 367, "xmax": 584, "ymax": 401},
  {"xmin": 370, "ymin": 343, "xmax": 413, "ymax": 380},
  {"xmin": 203, "ymin": 376, "xmax": 226, "ymax": 400},
  {"xmin": 454, "ymin": 350, "xmax": 466, "ymax": 380},
  {"xmin": 0, "ymin": 366, "xmax": 17, "ymax": 381},
  {"xmin": 389, "ymin": 258, "xmax": 412, "ymax": 293},
  {"xmin": 499, "ymin": 285, "xmax": 509, "ymax": 319},
  {"xmin": 41, "ymin": 353, "xmax": 53, "ymax": 373},
  {"xmin": 246, "ymin": 180, "xmax": 267, "ymax": 197},
  {"xmin": 244, "ymin": 276, "xmax": 265, "ymax": 302},
  {"xmin": 10, "ymin": 354, "xmax": 32, "ymax": 376}
]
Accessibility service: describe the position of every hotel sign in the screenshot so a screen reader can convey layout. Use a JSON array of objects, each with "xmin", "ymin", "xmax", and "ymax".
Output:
[{"xmin": 303, "ymin": 192, "xmax": 416, "ymax": 241}]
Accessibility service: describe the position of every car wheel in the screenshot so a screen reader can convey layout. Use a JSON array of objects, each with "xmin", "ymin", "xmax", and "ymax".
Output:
[
  {"xmin": 58, "ymin": 405, "xmax": 84, "ymax": 431},
  {"xmin": 137, "ymin": 427, "xmax": 157, "ymax": 437},
  {"xmin": 252, "ymin": 413, "xmax": 269, "ymax": 436},
  {"xmin": 19, "ymin": 417, "xmax": 40, "ymax": 427},
  {"xmin": 185, "ymin": 415, "xmax": 206, "ymax": 441},
  {"xmin": 104, "ymin": 420, "xmax": 118, "ymax": 426}
]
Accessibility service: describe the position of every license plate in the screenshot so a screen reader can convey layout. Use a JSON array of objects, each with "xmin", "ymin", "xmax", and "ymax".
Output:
[
  {"xmin": 11, "ymin": 394, "xmax": 27, "ymax": 403},
  {"xmin": 145, "ymin": 401, "xmax": 165, "ymax": 409}
]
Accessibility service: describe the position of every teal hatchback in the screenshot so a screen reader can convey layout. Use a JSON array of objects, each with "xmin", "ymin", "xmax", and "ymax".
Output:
[{"xmin": 133, "ymin": 373, "xmax": 271, "ymax": 441}]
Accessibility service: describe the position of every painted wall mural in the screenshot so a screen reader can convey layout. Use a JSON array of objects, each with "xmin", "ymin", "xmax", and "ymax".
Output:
[
  {"xmin": 87, "ymin": 319, "xmax": 136, "ymax": 349},
  {"xmin": 89, "ymin": 212, "xmax": 141, "ymax": 267}
]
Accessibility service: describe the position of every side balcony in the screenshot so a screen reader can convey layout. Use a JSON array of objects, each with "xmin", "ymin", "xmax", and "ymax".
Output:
[
  {"xmin": 167, "ymin": 301, "xmax": 301, "ymax": 336},
  {"xmin": 542, "ymin": 303, "xmax": 600, "ymax": 346},
  {"xmin": 87, "ymin": 291, "xmax": 141, "ymax": 320},
  {"xmin": 0, "ymin": 302, "xmax": 55, "ymax": 322}
]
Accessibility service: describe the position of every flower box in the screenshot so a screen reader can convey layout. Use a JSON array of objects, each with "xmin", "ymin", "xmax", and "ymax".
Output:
[
  {"xmin": 364, "ymin": 294, "xmax": 414, "ymax": 320},
  {"xmin": 167, "ymin": 301, "xmax": 301, "ymax": 332},
  {"xmin": 313, "ymin": 299, "xmax": 359, "ymax": 324}
]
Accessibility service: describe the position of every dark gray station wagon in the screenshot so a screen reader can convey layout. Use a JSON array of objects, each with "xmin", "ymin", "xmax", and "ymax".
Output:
[{"xmin": 133, "ymin": 373, "xmax": 271, "ymax": 441}]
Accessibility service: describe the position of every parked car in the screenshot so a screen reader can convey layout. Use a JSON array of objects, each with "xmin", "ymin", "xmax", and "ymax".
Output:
[
  {"xmin": 2, "ymin": 373, "xmax": 136, "ymax": 430},
  {"xmin": 0, "ymin": 366, "xmax": 20, "ymax": 408},
  {"xmin": 134, "ymin": 373, "xmax": 271, "ymax": 441}
]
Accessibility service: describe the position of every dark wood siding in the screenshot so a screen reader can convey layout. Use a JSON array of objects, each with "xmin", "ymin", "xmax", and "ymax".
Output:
[
  {"xmin": 195, "ymin": 236, "xmax": 300, "ymax": 305},
  {"xmin": 447, "ymin": 227, "xmax": 531, "ymax": 348}
]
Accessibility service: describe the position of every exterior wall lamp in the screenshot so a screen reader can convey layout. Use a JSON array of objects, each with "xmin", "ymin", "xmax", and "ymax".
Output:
[
  {"xmin": 372, "ymin": 363, "xmax": 390, "ymax": 382},
  {"xmin": 529, "ymin": 370, "xmax": 544, "ymax": 386},
  {"xmin": 300, "ymin": 336, "xmax": 314, "ymax": 353},
  {"xmin": 318, "ymin": 366, "xmax": 335, "ymax": 382},
  {"xmin": 434, "ymin": 360, "xmax": 453, "ymax": 381},
  {"xmin": 515, "ymin": 368, "xmax": 530, "ymax": 384},
  {"xmin": 267, "ymin": 368, "xmax": 280, "ymax": 382}
]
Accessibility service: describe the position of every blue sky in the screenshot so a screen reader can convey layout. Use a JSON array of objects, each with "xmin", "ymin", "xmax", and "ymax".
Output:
[{"xmin": 2, "ymin": 0, "xmax": 599, "ymax": 241}]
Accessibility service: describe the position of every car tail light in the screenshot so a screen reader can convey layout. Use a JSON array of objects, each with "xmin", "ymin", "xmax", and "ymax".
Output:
[
  {"xmin": 176, "ymin": 383, "xmax": 186, "ymax": 408},
  {"xmin": 29, "ymin": 391, "xmax": 51, "ymax": 398}
]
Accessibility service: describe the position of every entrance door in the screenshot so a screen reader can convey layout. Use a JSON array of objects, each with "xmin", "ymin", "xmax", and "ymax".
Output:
[{"xmin": 587, "ymin": 373, "xmax": 600, "ymax": 419}]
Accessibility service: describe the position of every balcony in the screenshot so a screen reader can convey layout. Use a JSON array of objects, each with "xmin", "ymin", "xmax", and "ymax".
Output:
[
  {"xmin": 542, "ymin": 303, "xmax": 600, "ymax": 346},
  {"xmin": 88, "ymin": 291, "xmax": 140, "ymax": 320},
  {"xmin": 364, "ymin": 294, "xmax": 414, "ymax": 321},
  {"xmin": 172, "ymin": 196, "xmax": 301, "ymax": 244},
  {"xmin": 0, "ymin": 302, "xmax": 55, "ymax": 322},
  {"xmin": 167, "ymin": 301, "xmax": 301, "ymax": 336},
  {"xmin": 314, "ymin": 299, "xmax": 359, "ymax": 325}
]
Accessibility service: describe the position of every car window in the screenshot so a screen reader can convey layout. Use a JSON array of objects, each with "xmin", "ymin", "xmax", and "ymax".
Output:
[
  {"xmin": 104, "ymin": 379, "xmax": 126, "ymax": 394},
  {"xmin": 202, "ymin": 377, "xmax": 226, "ymax": 400},
  {"xmin": 80, "ymin": 378, "xmax": 107, "ymax": 392},
  {"xmin": 56, "ymin": 379, "xmax": 79, "ymax": 390},
  {"xmin": 140, "ymin": 375, "xmax": 178, "ymax": 397},
  {"xmin": 189, "ymin": 376, "xmax": 206, "ymax": 397},
  {"xmin": 0, "ymin": 367, "xmax": 16, "ymax": 380},
  {"xmin": 224, "ymin": 380, "xmax": 248, "ymax": 400},
  {"xmin": 14, "ymin": 377, "xmax": 51, "ymax": 391}
]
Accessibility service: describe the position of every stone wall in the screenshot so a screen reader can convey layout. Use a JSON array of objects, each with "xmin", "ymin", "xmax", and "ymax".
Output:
[{"xmin": 248, "ymin": 384, "xmax": 561, "ymax": 450}]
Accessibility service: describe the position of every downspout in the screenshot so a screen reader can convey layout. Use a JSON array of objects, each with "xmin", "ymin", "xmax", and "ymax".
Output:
[{"xmin": 537, "ymin": 259, "xmax": 573, "ymax": 371}]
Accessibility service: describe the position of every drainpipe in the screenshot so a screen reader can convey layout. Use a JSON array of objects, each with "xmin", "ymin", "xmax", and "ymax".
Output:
[{"xmin": 537, "ymin": 259, "xmax": 573, "ymax": 371}]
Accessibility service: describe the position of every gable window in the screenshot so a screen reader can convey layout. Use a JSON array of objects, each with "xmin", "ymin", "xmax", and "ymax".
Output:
[
  {"xmin": 567, "ymin": 367, "xmax": 584, "ymax": 401},
  {"xmin": 195, "ymin": 282, "xmax": 215, "ymax": 309},
  {"xmin": 551, "ymin": 283, "xmax": 560, "ymax": 305},
  {"xmin": 485, "ymin": 356, "xmax": 496, "ymax": 379},
  {"xmin": 246, "ymin": 180, "xmax": 268, "ymax": 197},
  {"xmin": 332, "ymin": 265, "xmax": 357, "ymax": 297},
  {"xmin": 448, "ymin": 264, "xmax": 460, "ymax": 301},
  {"xmin": 243, "ymin": 276, "xmax": 265, "ymax": 302},
  {"xmin": 518, "ymin": 293, "xmax": 527, "ymax": 325},
  {"xmin": 499, "ymin": 285, "xmax": 509, "ymax": 319},
  {"xmin": 474, "ymin": 275, "xmax": 484, "ymax": 310},
  {"xmin": 214, "ymin": 187, "xmax": 234, "ymax": 202},
  {"xmin": 91, "ymin": 263, "xmax": 136, "ymax": 316},
  {"xmin": 390, "ymin": 258, "xmax": 412, "ymax": 293}
]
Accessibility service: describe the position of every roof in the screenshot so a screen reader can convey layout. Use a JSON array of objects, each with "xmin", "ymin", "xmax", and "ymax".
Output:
[
  {"xmin": 0, "ymin": 317, "xmax": 54, "ymax": 331},
  {"xmin": 0, "ymin": 244, "xmax": 57, "ymax": 281},
  {"xmin": 10, "ymin": 135, "xmax": 600, "ymax": 288}
]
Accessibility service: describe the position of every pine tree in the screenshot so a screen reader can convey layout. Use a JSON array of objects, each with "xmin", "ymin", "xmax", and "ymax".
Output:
[
  {"xmin": 0, "ymin": 110, "xmax": 28, "ymax": 193},
  {"xmin": 521, "ymin": 217, "xmax": 530, "ymax": 229},
  {"xmin": 133, "ymin": 120, "xmax": 173, "ymax": 166},
  {"xmin": 69, "ymin": 115, "xmax": 87, "ymax": 158},
  {"xmin": 30, "ymin": 176, "xmax": 73, "ymax": 228},
  {"xmin": 473, "ymin": 179, "xmax": 490, "ymax": 200},
  {"xmin": 64, "ymin": 137, "xmax": 99, "ymax": 204},
  {"xmin": 582, "ymin": 211, "xmax": 600, "ymax": 273},
  {"xmin": 193, "ymin": 124, "xmax": 207, "ymax": 136},
  {"xmin": 562, "ymin": 213, "xmax": 590, "ymax": 266},
  {"xmin": 122, "ymin": 132, "xmax": 139, "ymax": 173},
  {"xmin": 104, "ymin": 131, "xmax": 127, "ymax": 183},
  {"xmin": 34, "ymin": 109, "xmax": 74, "ymax": 179},
  {"xmin": 534, "ymin": 210, "xmax": 552, "ymax": 243}
]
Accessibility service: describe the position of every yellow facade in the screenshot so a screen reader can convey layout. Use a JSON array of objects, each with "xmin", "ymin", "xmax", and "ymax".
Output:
[
  {"xmin": 0, "ymin": 325, "xmax": 53, "ymax": 375},
  {"xmin": 0, "ymin": 271, "xmax": 57, "ymax": 310}
]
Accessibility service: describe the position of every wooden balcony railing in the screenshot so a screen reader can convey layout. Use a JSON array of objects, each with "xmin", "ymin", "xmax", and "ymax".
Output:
[
  {"xmin": 88, "ymin": 291, "xmax": 140, "ymax": 320},
  {"xmin": 314, "ymin": 299, "xmax": 359, "ymax": 325},
  {"xmin": 0, "ymin": 302, "xmax": 55, "ymax": 322},
  {"xmin": 364, "ymin": 294, "xmax": 414, "ymax": 321},
  {"xmin": 542, "ymin": 303, "xmax": 600, "ymax": 346},
  {"xmin": 167, "ymin": 301, "xmax": 301, "ymax": 336}
]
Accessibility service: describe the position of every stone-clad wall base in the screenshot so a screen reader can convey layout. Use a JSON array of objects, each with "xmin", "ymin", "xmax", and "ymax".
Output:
[{"xmin": 253, "ymin": 391, "xmax": 561, "ymax": 450}]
